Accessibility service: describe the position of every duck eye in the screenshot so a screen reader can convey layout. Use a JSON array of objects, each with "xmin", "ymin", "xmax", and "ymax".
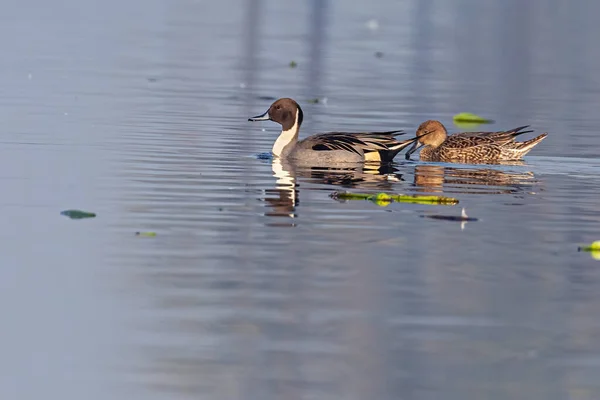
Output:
[{"xmin": 276, "ymin": 105, "xmax": 281, "ymax": 110}]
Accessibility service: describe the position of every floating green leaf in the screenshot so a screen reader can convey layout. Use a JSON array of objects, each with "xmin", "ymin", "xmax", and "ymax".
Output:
[
  {"xmin": 453, "ymin": 112, "xmax": 494, "ymax": 124},
  {"xmin": 579, "ymin": 241, "xmax": 600, "ymax": 252},
  {"xmin": 307, "ymin": 98, "xmax": 320, "ymax": 104},
  {"xmin": 135, "ymin": 231, "xmax": 157, "ymax": 237},
  {"xmin": 453, "ymin": 113, "xmax": 494, "ymax": 129},
  {"xmin": 289, "ymin": 61, "xmax": 298, "ymax": 68},
  {"xmin": 454, "ymin": 121, "xmax": 485, "ymax": 130},
  {"xmin": 577, "ymin": 240, "xmax": 600, "ymax": 260},
  {"xmin": 578, "ymin": 241, "xmax": 600, "ymax": 260},
  {"xmin": 330, "ymin": 191, "xmax": 459, "ymax": 207},
  {"xmin": 60, "ymin": 209, "xmax": 96, "ymax": 219}
]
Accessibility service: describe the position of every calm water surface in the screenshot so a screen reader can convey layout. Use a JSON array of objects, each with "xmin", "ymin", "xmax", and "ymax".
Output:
[{"xmin": 1, "ymin": 0, "xmax": 600, "ymax": 399}]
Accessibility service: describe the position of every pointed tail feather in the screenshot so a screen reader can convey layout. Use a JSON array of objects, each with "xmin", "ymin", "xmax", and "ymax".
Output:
[
  {"xmin": 497, "ymin": 125, "xmax": 535, "ymax": 141},
  {"xmin": 388, "ymin": 137, "xmax": 417, "ymax": 151},
  {"xmin": 376, "ymin": 130, "xmax": 404, "ymax": 135},
  {"xmin": 378, "ymin": 137, "xmax": 419, "ymax": 162},
  {"xmin": 367, "ymin": 130, "xmax": 405, "ymax": 138},
  {"xmin": 509, "ymin": 125, "xmax": 534, "ymax": 136},
  {"xmin": 356, "ymin": 130, "xmax": 405, "ymax": 137},
  {"xmin": 516, "ymin": 133, "xmax": 548, "ymax": 155}
]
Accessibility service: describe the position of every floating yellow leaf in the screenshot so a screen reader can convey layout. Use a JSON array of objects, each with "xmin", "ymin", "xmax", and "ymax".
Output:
[{"xmin": 330, "ymin": 191, "xmax": 459, "ymax": 206}]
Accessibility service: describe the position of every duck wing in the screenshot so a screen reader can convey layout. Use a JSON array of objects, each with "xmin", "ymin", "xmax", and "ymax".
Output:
[
  {"xmin": 306, "ymin": 130, "xmax": 405, "ymax": 154},
  {"xmin": 452, "ymin": 125, "xmax": 534, "ymax": 147}
]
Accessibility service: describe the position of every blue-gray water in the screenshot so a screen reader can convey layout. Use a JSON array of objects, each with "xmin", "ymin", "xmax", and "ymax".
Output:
[{"xmin": 1, "ymin": 0, "xmax": 600, "ymax": 399}]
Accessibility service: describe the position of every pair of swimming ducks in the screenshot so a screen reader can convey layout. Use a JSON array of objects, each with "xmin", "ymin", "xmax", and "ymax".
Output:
[{"xmin": 249, "ymin": 98, "xmax": 548, "ymax": 164}]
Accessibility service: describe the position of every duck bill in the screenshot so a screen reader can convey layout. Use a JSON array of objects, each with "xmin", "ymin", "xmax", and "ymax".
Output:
[
  {"xmin": 404, "ymin": 140, "xmax": 424, "ymax": 160},
  {"xmin": 248, "ymin": 110, "xmax": 270, "ymax": 122}
]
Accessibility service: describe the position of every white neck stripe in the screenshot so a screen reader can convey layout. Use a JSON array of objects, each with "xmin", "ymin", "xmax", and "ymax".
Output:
[{"xmin": 272, "ymin": 111, "xmax": 299, "ymax": 157}]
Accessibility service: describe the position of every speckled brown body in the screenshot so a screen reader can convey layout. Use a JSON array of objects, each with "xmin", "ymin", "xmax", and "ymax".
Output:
[{"xmin": 406, "ymin": 120, "xmax": 548, "ymax": 164}]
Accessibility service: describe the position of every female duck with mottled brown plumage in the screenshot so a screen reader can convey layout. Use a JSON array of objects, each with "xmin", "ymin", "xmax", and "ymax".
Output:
[
  {"xmin": 405, "ymin": 120, "xmax": 548, "ymax": 164},
  {"xmin": 248, "ymin": 98, "xmax": 418, "ymax": 165}
]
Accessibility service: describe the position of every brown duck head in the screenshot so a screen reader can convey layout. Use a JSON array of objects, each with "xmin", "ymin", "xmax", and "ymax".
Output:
[
  {"xmin": 405, "ymin": 120, "xmax": 448, "ymax": 160},
  {"xmin": 248, "ymin": 98, "xmax": 304, "ymax": 132}
]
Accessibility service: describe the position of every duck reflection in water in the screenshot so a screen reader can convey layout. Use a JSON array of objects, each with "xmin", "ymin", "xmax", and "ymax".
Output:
[
  {"xmin": 412, "ymin": 164, "xmax": 539, "ymax": 195},
  {"xmin": 262, "ymin": 158, "xmax": 299, "ymax": 225},
  {"xmin": 262, "ymin": 158, "xmax": 405, "ymax": 225}
]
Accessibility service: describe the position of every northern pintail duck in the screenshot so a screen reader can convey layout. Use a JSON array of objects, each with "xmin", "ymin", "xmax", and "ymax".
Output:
[
  {"xmin": 405, "ymin": 120, "xmax": 548, "ymax": 163},
  {"xmin": 249, "ymin": 98, "xmax": 419, "ymax": 164}
]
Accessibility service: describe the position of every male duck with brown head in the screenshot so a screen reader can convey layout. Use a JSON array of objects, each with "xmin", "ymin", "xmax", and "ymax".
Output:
[
  {"xmin": 405, "ymin": 120, "xmax": 548, "ymax": 164},
  {"xmin": 249, "ymin": 98, "xmax": 418, "ymax": 165}
]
